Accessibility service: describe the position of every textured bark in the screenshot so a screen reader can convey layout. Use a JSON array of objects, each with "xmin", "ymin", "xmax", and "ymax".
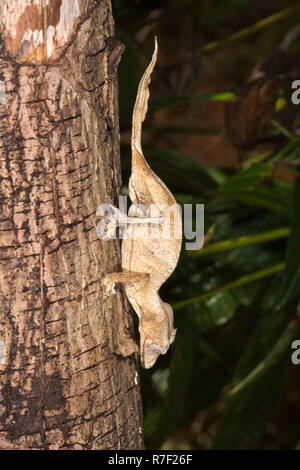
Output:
[{"xmin": 0, "ymin": 0, "xmax": 144, "ymax": 450}]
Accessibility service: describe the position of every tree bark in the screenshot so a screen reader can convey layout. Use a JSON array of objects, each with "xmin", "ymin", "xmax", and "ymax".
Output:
[{"xmin": 0, "ymin": 0, "xmax": 144, "ymax": 450}]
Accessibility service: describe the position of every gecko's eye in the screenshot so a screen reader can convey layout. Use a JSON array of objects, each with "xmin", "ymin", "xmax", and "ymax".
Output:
[{"xmin": 149, "ymin": 344, "xmax": 164, "ymax": 354}]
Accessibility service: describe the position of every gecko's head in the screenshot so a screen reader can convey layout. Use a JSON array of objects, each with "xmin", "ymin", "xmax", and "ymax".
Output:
[
  {"xmin": 139, "ymin": 303, "xmax": 177, "ymax": 369},
  {"xmin": 141, "ymin": 340, "xmax": 166, "ymax": 369}
]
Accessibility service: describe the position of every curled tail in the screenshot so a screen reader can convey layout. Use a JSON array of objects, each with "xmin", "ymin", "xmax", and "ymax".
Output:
[{"xmin": 131, "ymin": 37, "xmax": 158, "ymax": 167}]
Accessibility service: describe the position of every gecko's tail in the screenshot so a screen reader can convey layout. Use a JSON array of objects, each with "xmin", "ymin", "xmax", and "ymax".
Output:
[{"xmin": 131, "ymin": 37, "xmax": 158, "ymax": 167}]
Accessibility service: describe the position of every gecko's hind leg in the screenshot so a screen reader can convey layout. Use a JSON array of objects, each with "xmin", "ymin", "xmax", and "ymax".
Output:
[{"xmin": 103, "ymin": 272, "xmax": 150, "ymax": 297}]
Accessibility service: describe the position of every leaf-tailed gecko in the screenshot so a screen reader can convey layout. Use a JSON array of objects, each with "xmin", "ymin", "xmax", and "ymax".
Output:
[{"xmin": 98, "ymin": 38, "xmax": 182, "ymax": 368}]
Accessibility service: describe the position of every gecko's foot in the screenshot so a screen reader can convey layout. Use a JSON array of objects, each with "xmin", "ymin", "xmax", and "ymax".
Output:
[
  {"xmin": 103, "ymin": 274, "xmax": 117, "ymax": 297},
  {"xmin": 96, "ymin": 204, "xmax": 126, "ymax": 240}
]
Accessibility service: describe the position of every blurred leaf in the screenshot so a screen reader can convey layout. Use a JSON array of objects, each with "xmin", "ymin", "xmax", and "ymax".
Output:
[
  {"xmin": 226, "ymin": 78, "xmax": 278, "ymax": 150},
  {"xmin": 144, "ymin": 331, "xmax": 194, "ymax": 447},
  {"xmin": 213, "ymin": 364, "xmax": 286, "ymax": 449},
  {"xmin": 213, "ymin": 296, "xmax": 300, "ymax": 449},
  {"xmin": 295, "ymin": 440, "xmax": 300, "ymax": 450},
  {"xmin": 220, "ymin": 163, "xmax": 274, "ymax": 191},
  {"xmin": 150, "ymin": 91, "xmax": 235, "ymax": 112},
  {"xmin": 173, "ymin": 263, "xmax": 284, "ymax": 311},
  {"xmin": 230, "ymin": 318, "xmax": 300, "ymax": 395},
  {"xmin": 275, "ymin": 96, "xmax": 287, "ymax": 112},
  {"xmin": 187, "ymin": 282, "xmax": 261, "ymax": 334},
  {"xmin": 146, "ymin": 125, "xmax": 222, "ymax": 135},
  {"xmin": 190, "ymin": 227, "xmax": 290, "ymax": 257},
  {"xmin": 270, "ymin": 118, "xmax": 293, "ymax": 140},
  {"xmin": 274, "ymin": 178, "xmax": 300, "ymax": 310},
  {"xmin": 179, "ymin": 336, "xmax": 234, "ymax": 428},
  {"xmin": 212, "ymin": 276, "xmax": 288, "ymax": 449},
  {"xmin": 219, "ymin": 164, "xmax": 294, "ymax": 216},
  {"xmin": 212, "ymin": 197, "xmax": 300, "ymax": 449},
  {"xmin": 202, "ymin": 6, "xmax": 300, "ymax": 53},
  {"xmin": 270, "ymin": 136, "xmax": 300, "ymax": 164}
]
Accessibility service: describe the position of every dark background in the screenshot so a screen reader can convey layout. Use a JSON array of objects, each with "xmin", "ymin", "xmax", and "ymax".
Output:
[{"xmin": 112, "ymin": 0, "xmax": 300, "ymax": 450}]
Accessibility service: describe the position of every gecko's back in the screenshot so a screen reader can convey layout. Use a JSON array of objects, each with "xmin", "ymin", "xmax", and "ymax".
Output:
[{"xmin": 122, "ymin": 206, "xmax": 182, "ymax": 289}]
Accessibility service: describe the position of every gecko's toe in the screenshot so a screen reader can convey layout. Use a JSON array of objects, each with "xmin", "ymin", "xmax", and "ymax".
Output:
[
  {"xmin": 96, "ymin": 218, "xmax": 118, "ymax": 240},
  {"xmin": 96, "ymin": 205, "xmax": 127, "ymax": 240}
]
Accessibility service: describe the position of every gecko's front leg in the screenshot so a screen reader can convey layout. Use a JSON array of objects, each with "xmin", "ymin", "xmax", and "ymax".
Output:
[{"xmin": 96, "ymin": 203, "xmax": 163, "ymax": 240}]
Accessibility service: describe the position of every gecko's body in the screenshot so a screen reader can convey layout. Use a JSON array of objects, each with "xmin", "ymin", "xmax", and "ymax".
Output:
[{"xmin": 102, "ymin": 39, "xmax": 182, "ymax": 368}]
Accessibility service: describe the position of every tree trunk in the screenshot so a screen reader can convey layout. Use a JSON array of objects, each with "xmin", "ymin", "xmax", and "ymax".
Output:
[{"xmin": 0, "ymin": 0, "xmax": 144, "ymax": 450}]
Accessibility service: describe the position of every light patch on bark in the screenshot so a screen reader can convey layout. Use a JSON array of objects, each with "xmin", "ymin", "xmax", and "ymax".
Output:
[
  {"xmin": 46, "ymin": 25, "xmax": 56, "ymax": 57},
  {"xmin": 0, "ymin": 0, "xmax": 82, "ymax": 63},
  {"xmin": 0, "ymin": 340, "xmax": 5, "ymax": 365},
  {"xmin": 0, "ymin": 80, "xmax": 5, "ymax": 104}
]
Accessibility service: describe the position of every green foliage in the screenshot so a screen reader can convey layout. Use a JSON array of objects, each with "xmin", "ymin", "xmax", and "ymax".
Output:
[
  {"xmin": 219, "ymin": 164, "xmax": 294, "ymax": 217},
  {"xmin": 275, "ymin": 180, "xmax": 300, "ymax": 310},
  {"xmin": 113, "ymin": 0, "xmax": 300, "ymax": 450}
]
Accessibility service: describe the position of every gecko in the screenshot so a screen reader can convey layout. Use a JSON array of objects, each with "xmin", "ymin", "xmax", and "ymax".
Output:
[{"xmin": 97, "ymin": 38, "xmax": 182, "ymax": 368}]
